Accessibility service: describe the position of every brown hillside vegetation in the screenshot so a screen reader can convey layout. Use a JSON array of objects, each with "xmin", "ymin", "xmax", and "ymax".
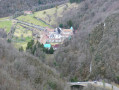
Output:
[
  {"xmin": 82, "ymin": 84, "xmax": 109, "ymax": 90},
  {"xmin": 52, "ymin": 0, "xmax": 119, "ymax": 83},
  {"xmin": 0, "ymin": 38, "xmax": 67, "ymax": 90},
  {"xmin": 58, "ymin": 0, "xmax": 119, "ymax": 30},
  {"xmin": 0, "ymin": 0, "xmax": 66, "ymax": 18},
  {"xmin": 54, "ymin": 13, "xmax": 119, "ymax": 83}
]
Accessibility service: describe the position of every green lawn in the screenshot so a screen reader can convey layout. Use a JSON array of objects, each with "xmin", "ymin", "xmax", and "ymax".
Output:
[
  {"xmin": 34, "ymin": 3, "xmax": 78, "ymax": 26},
  {"xmin": 17, "ymin": 15, "xmax": 51, "ymax": 28},
  {"xmin": 0, "ymin": 17, "xmax": 9, "ymax": 21},
  {"xmin": 13, "ymin": 24, "xmax": 32, "ymax": 50},
  {"xmin": 0, "ymin": 21, "xmax": 12, "ymax": 33},
  {"xmin": 34, "ymin": 4, "xmax": 66, "ymax": 25}
]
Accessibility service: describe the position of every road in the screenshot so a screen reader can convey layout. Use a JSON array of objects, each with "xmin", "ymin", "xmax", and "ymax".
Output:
[
  {"xmin": 68, "ymin": 81, "xmax": 119, "ymax": 90},
  {"xmin": 34, "ymin": 17, "xmax": 52, "ymax": 28},
  {"xmin": 15, "ymin": 19, "xmax": 46, "ymax": 31}
]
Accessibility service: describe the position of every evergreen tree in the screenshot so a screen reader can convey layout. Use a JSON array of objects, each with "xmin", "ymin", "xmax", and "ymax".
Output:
[
  {"xmin": 59, "ymin": 24, "xmax": 63, "ymax": 28},
  {"xmin": 67, "ymin": 20, "xmax": 73, "ymax": 28},
  {"xmin": 70, "ymin": 0, "xmax": 83, "ymax": 3},
  {"xmin": 49, "ymin": 47, "xmax": 54, "ymax": 54},
  {"xmin": 26, "ymin": 40, "xmax": 34, "ymax": 50},
  {"xmin": 7, "ymin": 39, "xmax": 11, "ymax": 43},
  {"xmin": 38, "ymin": 0, "xmax": 42, "ymax": 4}
]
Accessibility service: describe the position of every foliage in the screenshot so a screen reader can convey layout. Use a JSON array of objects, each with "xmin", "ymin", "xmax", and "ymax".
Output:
[
  {"xmin": 48, "ymin": 81, "xmax": 57, "ymax": 89},
  {"xmin": 0, "ymin": 20, "xmax": 12, "ymax": 33},
  {"xmin": 26, "ymin": 40, "xmax": 54, "ymax": 62},
  {"xmin": 59, "ymin": 23, "xmax": 63, "ymax": 28},
  {"xmin": 117, "ymin": 76, "xmax": 119, "ymax": 83},
  {"xmin": 12, "ymin": 25, "xmax": 32, "ymax": 50},
  {"xmin": 67, "ymin": 20, "xmax": 73, "ymax": 28},
  {"xmin": 70, "ymin": 0, "xmax": 83, "ymax": 3},
  {"xmin": 0, "ymin": 0, "xmax": 66, "ymax": 18},
  {"xmin": 34, "ymin": 3, "xmax": 72, "ymax": 26},
  {"xmin": 0, "ymin": 29, "xmax": 7, "ymax": 38},
  {"xmin": 26, "ymin": 40, "xmax": 34, "ymax": 50},
  {"xmin": 7, "ymin": 39, "xmax": 11, "ymax": 43},
  {"xmin": 70, "ymin": 76, "xmax": 78, "ymax": 82},
  {"xmin": 0, "ymin": 38, "xmax": 66, "ymax": 90},
  {"xmin": 38, "ymin": 0, "xmax": 42, "ymax": 4},
  {"xmin": 54, "ymin": 14, "xmax": 119, "ymax": 83}
]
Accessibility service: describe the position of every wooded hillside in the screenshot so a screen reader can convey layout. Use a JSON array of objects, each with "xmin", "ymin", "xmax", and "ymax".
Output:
[
  {"xmin": 0, "ymin": 0, "xmax": 66, "ymax": 17},
  {"xmin": 0, "ymin": 38, "xmax": 67, "ymax": 90},
  {"xmin": 54, "ymin": 0, "xmax": 119, "ymax": 83}
]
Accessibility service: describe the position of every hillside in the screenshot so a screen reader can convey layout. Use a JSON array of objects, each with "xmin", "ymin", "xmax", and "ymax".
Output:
[
  {"xmin": 51, "ymin": 0, "xmax": 119, "ymax": 84},
  {"xmin": 0, "ymin": 38, "xmax": 68, "ymax": 90},
  {"xmin": 0, "ymin": 0, "xmax": 66, "ymax": 18},
  {"xmin": 34, "ymin": 3, "xmax": 78, "ymax": 27},
  {"xmin": 57, "ymin": 0, "xmax": 119, "ymax": 30},
  {"xmin": 54, "ymin": 12, "xmax": 119, "ymax": 83},
  {"xmin": 1, "ymin": 0, "xmax": 119, "ymax": 89}
]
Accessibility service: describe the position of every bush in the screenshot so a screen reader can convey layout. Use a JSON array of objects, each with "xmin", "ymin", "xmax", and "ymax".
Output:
[
  {"xmin": 117, "ymin": 76, "xmax": 119, "ymax": 83},
  {"xmin": 59, "ymin": 24, "xmax": 63, "ymax": 28}
]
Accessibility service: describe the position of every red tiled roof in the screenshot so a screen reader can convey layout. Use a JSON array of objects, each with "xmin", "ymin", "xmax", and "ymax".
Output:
[
  {"xmin": 52, "ymin": 44, "xmax": 60, "ymax": 48},
  {"xmin": 46, "ymin": 28, "xmax": 54, "ymax": 32},
  {"xmin": 24, "ymin": 11, "xmax": 32, "ymax": 13},
  {"xmin": 47, "ymin": 38, "xmax": 61, "ymax": 40},
  {"xmin": 40, "ymin": 34, "xmax": 48, "ymax": 44},
  {"xmin": 63, "ymin": 29, "xmax": 72, "ymax": 32}
]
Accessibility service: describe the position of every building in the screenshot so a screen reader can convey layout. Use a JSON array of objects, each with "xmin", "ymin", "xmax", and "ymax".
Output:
[
  {"xmin": 44, "ymin": 44, "xmax": 51, "ymax": 49},
  {"xmin": 52, "ymin": 44, "xmax": 60, "ymax": 50},
  {"xmin": 39, "ymin": 31, "xmax": 48, "ymax": 44},
  {"xmin": 24, "ymin": 11, "xmax": 32, "ymax": 15},
  {"xmin": 39, "ymin": 27, "xmax": 74, "ymax": 49}
]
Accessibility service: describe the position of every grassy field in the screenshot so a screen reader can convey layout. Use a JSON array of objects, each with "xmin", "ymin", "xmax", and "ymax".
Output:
[
  {"xmin": 16, "ymin": 3, "xmax": 77, "ymax": 28},
  {"xmin": 34, "ymin": 3, "xmax": 78, "ymax": 26},
  {"xmin": 0, "ymin": 17, "xmax": 9, "ymax": 21},
  {"xmin": 0, "ymin": 3, "xmax": 77, "ymax": 50},
  {"xmin": 34, "ymin": 4, "xmax": 67, "ymax": 26},
  {"xmin": 13, "ymin": 24, "xmax": 32, "ymax": 50},
  {"xmin": 0, "ymin": 19, "xmax": 12, "ymax": 33},
  {"xmin": 17, "ymin": 15, "xmax": 51, "ymax": 28}
]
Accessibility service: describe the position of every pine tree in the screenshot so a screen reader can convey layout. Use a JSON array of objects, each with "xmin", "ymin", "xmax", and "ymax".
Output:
[{"xmin": 49, "ymin": 47, "xmax": 54, "ymax": 54}]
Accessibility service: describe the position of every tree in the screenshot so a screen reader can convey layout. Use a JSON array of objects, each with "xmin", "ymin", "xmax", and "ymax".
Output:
[
  {"xmin": 59, "ymin": 24, "xmax": 63, "ymax": 28},
  {"xmin": 49, "ymin": 47, "xmax": 54, "ymax": 54},
  {"xmin": 43, "ymin": 11, "xmax": 46, "ymax": 15},
  {"xmin": 70, "ymin": 0, "xmax": 83, "ymax": 3},
  {"xmin": 67, "ymin": 20, "xmax": 73, "ymax": 27},
  {"xmin": 26, "ymin": 40, "xmax": 34, "ymax": 50},
  {"xmin": 7, "ymin": 39, "xmax": 11, "ymax": 43},
  {"xmin": 38, "ymin": 0, "xmax": 42, "ymax": 4}
]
